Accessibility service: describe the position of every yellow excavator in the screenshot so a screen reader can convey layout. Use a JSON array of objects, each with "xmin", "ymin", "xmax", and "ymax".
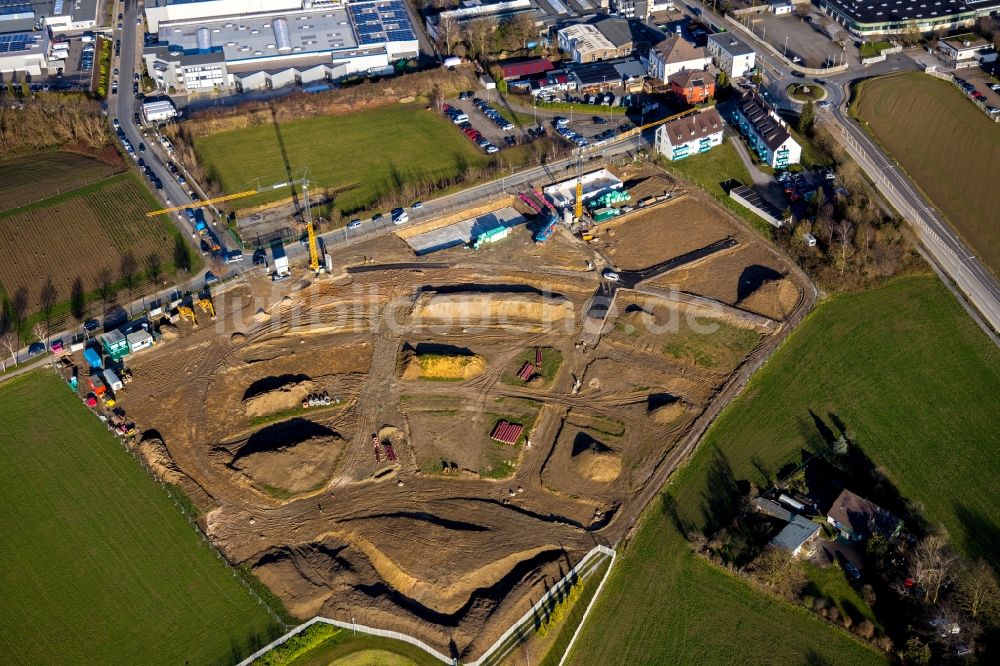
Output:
[
  {"xmin": 195, "ymin": 295, "xmax": 216, "ymax": 320},
  {"xmin": 177, "ymin": 305, "xmax": 197, "ymax": 326}
]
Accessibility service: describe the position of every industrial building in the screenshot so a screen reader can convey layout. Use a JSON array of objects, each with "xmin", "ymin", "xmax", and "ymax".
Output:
[
  {"xmin": 936, "ymin": 32, "xmax": 997, "ymax": 68},
  {"xmin": 0, "ymin": 0, "xmax": 101, "ymax": 75},
  {"xmin": 707, "ymin": 32, "xmax": 756, "ymax": 78},
  {"xmin": 142, "ymin": 98, "xmax": 178, "ymax": 123},
  {"xmin": 558, "ymin": 23, "xmax": 624, "ymax": 63},
  {"xmin": 819, "ymin": 0, "xmax": 1000, "ymax": 37},
  {"xmin": 143, "ymin": 0, "xmax": 418, "ymax": 93},
  {"xmin": 732, "ymin": 90, "xmax": 800, "ymax": 168},
  {"xmin": 654, "ymin": 107, "xmax": 723, "ymax": 161},
  {"xmin": 0, "ymin": 30, "xmax": 47, "ymax": 75},
  {"xmin": 543, "ymin": 169, "xmax": 623, "ymax": 210}
]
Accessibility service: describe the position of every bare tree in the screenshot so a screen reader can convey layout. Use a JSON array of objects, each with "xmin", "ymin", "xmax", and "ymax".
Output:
[
  {"xmin": 32, "ymin": 321, "xmax": 48, "ymax": 350},
  {"xmin": 510, "ymin": 12, "xmax": 537, "ymax": 49},
  {"xmin": 70, "ymin": 276, "xmax": 86, "ymax": 323},
  {"xmin": 39, "ymin": 276, "xmax": 58, "ymax": 342},
  {"xmin": 436, "ymin": 14, "xmax": 461, "ymax": 55},
  {"xmin": 955, "ymin": 559, "xmax": 1000, "ymax": 622},
  {"xmin": 120, "ymin": 250, "xmax": 138, "ymax": 315},
  {"xmin": 96, "ymin": 266, "xmax": 116, "ymax": 314},
  {"xmin": 912, "ymin": 533, "xmax": 959, "ymax": 605},
  {"xmin": 0, "ymin": 328, "xmax": 17, "ymax": 369},
  {"xmin": 465, "ymin": 17, "xmax": 497, "ymax": 60}
]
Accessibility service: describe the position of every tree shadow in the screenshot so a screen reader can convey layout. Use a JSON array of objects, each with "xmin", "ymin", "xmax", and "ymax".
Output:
[
  {"xmin": 699, "ymin": 446, "xmax": 742, "ymax": 535},
  {"xmin": 954, "ymin": 503, "xmax": 1000, "ymax": 570}
]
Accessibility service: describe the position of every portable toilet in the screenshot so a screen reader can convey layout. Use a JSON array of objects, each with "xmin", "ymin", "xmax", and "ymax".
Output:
[
  {"xmin": 83, "ymin": 347, "xmax": 103, "ymax": 370},
  {"xmin": 102, "ymin": 369, "xmax": 124, "ymax": 392}
]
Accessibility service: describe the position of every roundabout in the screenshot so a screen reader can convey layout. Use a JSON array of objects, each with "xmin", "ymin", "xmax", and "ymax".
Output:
[{"xmin": 786, "ymin": 83, "xmax": 828, "ymax": 103}]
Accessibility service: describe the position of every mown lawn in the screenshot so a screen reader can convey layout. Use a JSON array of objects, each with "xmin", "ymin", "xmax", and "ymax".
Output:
[
  {"xmin": 0, "ymin": 371, "xmax": 280, "ymax": 665},
  {"xmin": 193, "ymin": 105, "xmax": 491, "ymax": 215},
  {"xmin": 854, "ymin": 73, "xmax": 1000, "ymax": 275},
  {"xmin": 569, "ymin": 274, "xmax": 999, "ymax": 664}
]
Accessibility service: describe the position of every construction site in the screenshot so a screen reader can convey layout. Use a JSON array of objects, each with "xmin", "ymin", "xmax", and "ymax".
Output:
[{"xmin": 54, "ymin": 155, "xmax": 813, "ymax": 661}]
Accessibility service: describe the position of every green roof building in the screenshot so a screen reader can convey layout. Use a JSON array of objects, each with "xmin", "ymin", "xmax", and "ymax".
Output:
[{"xmin": 99, "ymin": 330, "xmax": 130, "ymax": 362}]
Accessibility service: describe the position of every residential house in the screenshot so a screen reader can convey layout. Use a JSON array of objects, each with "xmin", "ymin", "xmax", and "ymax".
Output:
[
  {"xmin": 654, "ymin": 107, "xmax": 724, "ymax": 161},
  {"xmin": 937, "ymin": 34, "xmax": 998, "ymax": 69},
  {"xmin": 733, "ymin": 90, "xmax": 801, "ymax": 168},
  {"xmin": 566, "ymin": 57, "xmax": 645, "ymax": 93},
  {"xmin": 826, "ymin": 488, "xmax": 903, "ymax": 542},
  {"xmin": 499, "ymin": 58, "xmax": 554, "ymax": 81},
  {"xmin": 771, "ymin": 514, "xmax": 821, "ymax": 558},
  {"xmin": 559, "ymin": 24, "xmax": 625, "ymax": 63},
  {"xmin": 707, "ymin": 32, "xmax": 757, "ymax": 78},
  {"xmin": 611, "ymin": 0, "xmax": 650, "ymax": 20},
  {"xmin": 752, "ymin": 497, "xmax": 793, "ymax": 521},
  {"xmin": 647, "ymin": 33, "xmax": 711, "ymax": 82},
  {"xmin": 669, "ymin": 69, "xmax": 715, "ymax": 104}
]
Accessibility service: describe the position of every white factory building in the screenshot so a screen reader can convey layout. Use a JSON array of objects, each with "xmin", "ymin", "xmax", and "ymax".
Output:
[
  {"xmin": 0, "ymin": 0, "xmax": 99, "ymax": 76},
  {"xmin": 0, "ymin": 31, "xmax": 48, "ymax": 75},
  {"xmin": 142, "ymin": 0, "xmax": 418, "ymax": 93}
]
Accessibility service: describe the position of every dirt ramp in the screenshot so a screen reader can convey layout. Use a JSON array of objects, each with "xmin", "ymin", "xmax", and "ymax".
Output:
[
  {"xmin": 231, "ymin": 419, "xmax": 344, "ymax": 494},
  {"xmin": 736, "ymin": 268, "xmax": 800, "ymax": 321},
  {"xmin": 400, "ymin": 349, "xmax": 486, "ymax": 381},
  {"xmin": 413, "ymin": 291, "xmax": 574, "ymax": 326},
  {"xmin": 242, "ymin": 374, "xmax": 320, "ymax": 417},
  {"xmin": 647, "ymin": 394, "xmax": 691, "ymax": 425},
  {"xmin": 571, "ymin": 432, "xmax": 622, "ymax": 483},
  {"xmin": 136, "ymin": 434, "xmax": 184, "ymax": 484}
]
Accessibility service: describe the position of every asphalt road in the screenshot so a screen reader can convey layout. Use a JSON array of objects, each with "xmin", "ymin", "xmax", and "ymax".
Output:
[{"xmin": 693, "ymin": 0, "xmax": 1000, "ymax": 335}]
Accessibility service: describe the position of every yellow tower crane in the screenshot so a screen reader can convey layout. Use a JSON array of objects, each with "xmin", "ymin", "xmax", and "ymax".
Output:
[
  {"xmin": 147, "ymin": 176, "xmax": 321, "ymax": 274},
  {"xmin": 572, "ymin": 106, "xmax": 705, "ymax": 216}
]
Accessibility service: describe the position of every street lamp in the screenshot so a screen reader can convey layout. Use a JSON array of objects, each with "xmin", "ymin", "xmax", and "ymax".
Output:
[{"xmin": 784, "ymin": 36, "xmax": 789, "ymax": 58}]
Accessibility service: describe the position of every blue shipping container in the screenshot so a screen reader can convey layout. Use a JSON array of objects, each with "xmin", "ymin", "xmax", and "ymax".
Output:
[{"xmin": 83, "ymin": 347, "xmax": 103, "ymax": 369}]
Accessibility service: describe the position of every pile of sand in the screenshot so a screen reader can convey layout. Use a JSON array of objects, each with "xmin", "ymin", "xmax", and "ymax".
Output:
[
  {"xmin": 737, "ymin": 277, "xmax": 799, "ymax": 321},
  {"xmin": 622, "ymin": 305, "xmax": 664, "ymax": 332},
  {"xmin": 648, "ymin": 399, "xmax": 690, "ymax": 425},
  {"xmin": 571, "ymin": 435, "xmax": 622, "ymax": 483},
  {"xmin": 242, "ymin": 379, "xmax": 320, "ymax": 417},
  {"xmin": 136, "ymin": 438, "xmax": 184, "ymax": 484},
  {"xmin": 233, "ymin": 435, "xmax": 344, "ymax": 494},
  {"xmin": 413, "ymin": 292, "xmax": 574, "ymax": 325},
  {"xmin": 400, "ymin": 352, "xmax": 486, "ymax": 381},
  {"xmin": 159, "ymin": 323, "xmax": 180, "ymax": 341}
]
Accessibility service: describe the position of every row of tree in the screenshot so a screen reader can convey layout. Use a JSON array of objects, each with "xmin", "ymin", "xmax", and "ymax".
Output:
[
  {"xmin": 0, "ymin": 95, "xmax": 110, "ymax": 159},
  {"xmin": 435, "ymin": 12, "xmax": 539, "ymax": 59}
]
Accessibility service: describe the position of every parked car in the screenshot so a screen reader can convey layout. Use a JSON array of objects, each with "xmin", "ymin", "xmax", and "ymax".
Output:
[
  {"xmin": 204, "ymin": 272, "xmax": 219, "ymax": 285},
  {"xmin": 252, "ymin": 248, "xmax": 267, "ymax": 265},
  {"xmin": 592, "ymin": 116, "xmax": 607, "ymax": 125},
  {"xmin": 372, "ymin": 213, "xmax": 384, "ymax": 223},
  {"xmin": 602, "ymin": 269, "xmax": 620, "ymax": 282},
  {"xmin": 27, "ymin": 342, "xmax": 46, "ymax": 357},
  {"xmin": 347, "ymin": 219, "xmax": 362, "ymax": 230},
  {"xmin": 84, "ymin": 318, "xmax": 100, "ymax": 332}
]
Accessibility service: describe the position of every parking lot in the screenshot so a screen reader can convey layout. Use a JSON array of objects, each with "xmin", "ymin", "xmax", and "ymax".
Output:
[
  {"xmin": 956, "ymin": 69, "xmax": 1000, "ymax": 116},
  {"xmin": 748, "ymin": 12, "xmax": 852, "ymax": 69}
]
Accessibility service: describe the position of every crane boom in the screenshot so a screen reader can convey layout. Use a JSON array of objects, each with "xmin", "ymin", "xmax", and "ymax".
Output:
[{"xmin": 147, "ymin": 190, "xmax": 258, "ymax": 217}]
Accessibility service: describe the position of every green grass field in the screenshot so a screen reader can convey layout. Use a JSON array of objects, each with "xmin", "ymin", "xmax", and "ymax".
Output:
[
  {"xmin": 568, "ymin": 274, "xmax": 999, "ymax": 663},
  {"xmin": 0, "ymin": 151, "xmax": 119, "ymax": 212},
  {"xmin": 0, "ymin": 372, "xmax": 279, "ymax": 664},
  {"xmin": 669, "ymin": 274, "xmax": 1000, "ymax": 561},
  {"xmin": 193, "ymin": 105, "xmax": 491, "ymax": 214},
  {"xmin": 855, "ymin": 73, "xmax": 1000, "ymax": 275},
  {"xmin": 276, "ymin": 625, "xmax": 439, "ymax": 666}
]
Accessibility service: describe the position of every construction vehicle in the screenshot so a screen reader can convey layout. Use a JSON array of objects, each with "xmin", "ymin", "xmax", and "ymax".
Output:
[
  {"xmin": 176, "ymin": 305, "xmax": 197, "ymax": 326},
  {"xmin": 570, "ymin": 106, "xmax": 702, "ymax": 215},
  {"xmin": 372, "ymin": 433, "xmax": 382, "ymax": 464},
  {"xmin": 121, "ymin": 368, "xmax": 134, "ymax": 384},
  {"xmin": 195, "ymin": 295, "xmax": 216, "ymax": 320},
  {"xmin": 148, "ymin": 175, "xmax": 321, "ymax": 274}
]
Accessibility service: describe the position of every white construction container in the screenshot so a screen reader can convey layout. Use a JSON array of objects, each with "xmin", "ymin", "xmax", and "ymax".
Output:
[{"xmin": 102, "ymin": 369, "xmax": 124, "ymax": 392}]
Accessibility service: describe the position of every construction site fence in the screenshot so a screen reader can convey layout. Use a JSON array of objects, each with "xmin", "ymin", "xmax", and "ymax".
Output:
[{"xmin": 238, "ymin": 544, "xmax": 617, "ymax": 666}]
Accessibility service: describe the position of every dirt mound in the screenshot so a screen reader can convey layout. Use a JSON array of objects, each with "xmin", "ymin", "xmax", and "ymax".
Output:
[
  {"xmin": 136, "ymin": 438, "xmax": 184, "ymax": 484},
  {"xmin": 400, "ymin": 351, "xmax": 486, "ymax": 381},
  {"xmin": 737, "ymin": 277, "xmax": 799, "ymax": 320},
  {"xmin": 571, "ymin": 433, "xmax": 622, "ymax": 483},
  {"xmin": 413, "ymin": 292, "xmax": 574, "ymax": 325},
  {"xmin": 648, "ymin": 399, "xmax": 690, "ymax": 425},
  {"xmin": 378, "ymin": 425, "xmax": 408, "ymax": 450},
  {"xmin": 622, "ymin": 304, "xmax": 664, "ymax": 331},
  {"xmin": 232, "ymin": 422, "xmax": 344, "ymax": 494},
  {"xmin": 242, "ymin": 376, "xmax": 320, "ymax": 417},
  {"xmin": 159, "ymin": 323, "xmax": 180, "ymax": 341},
  {"xmin": 231, "ymin": 332, "xmax": 246, "ymax": 343}
]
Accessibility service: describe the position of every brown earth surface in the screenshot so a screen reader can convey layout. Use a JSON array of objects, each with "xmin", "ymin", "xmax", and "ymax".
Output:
[{"xmin": 102, "ymin": 173, "xmax": 814, "ymax": 662}]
